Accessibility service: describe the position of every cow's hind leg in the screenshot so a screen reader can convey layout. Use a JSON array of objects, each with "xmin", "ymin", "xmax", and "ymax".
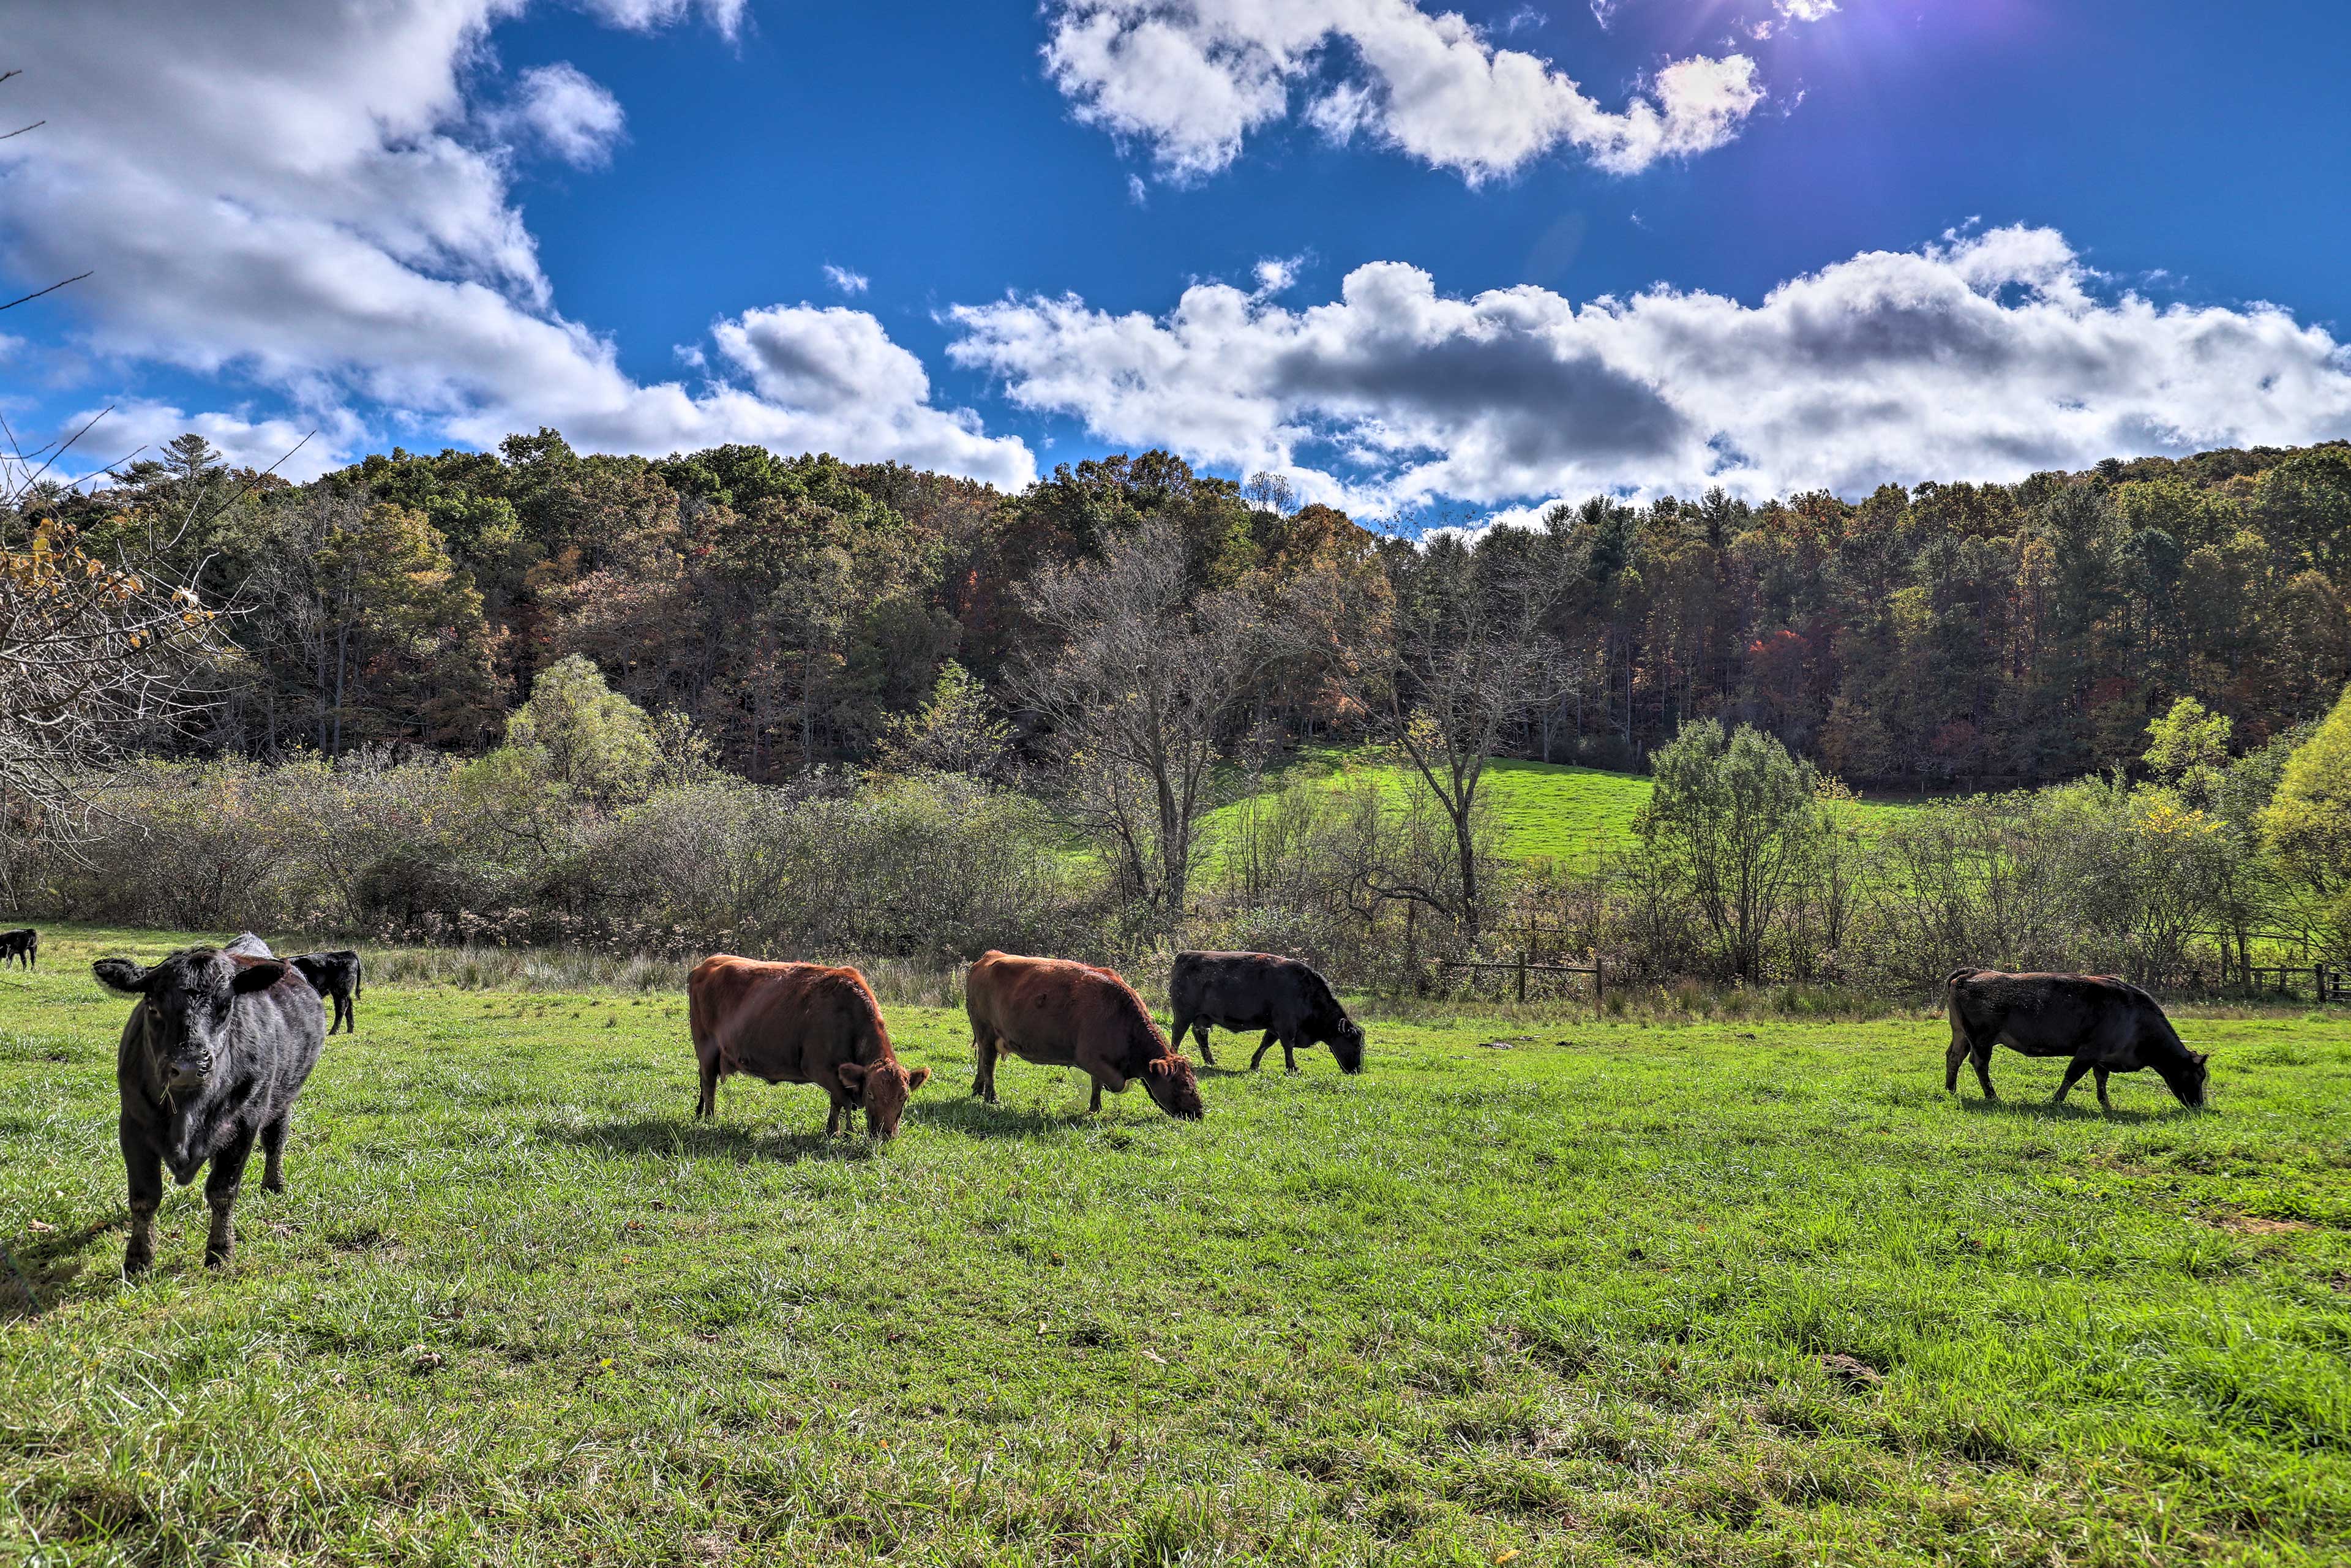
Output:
[
  {"xmin": 120, "ymin": 1119, "xmax": 162, "ymax": 1277},
  {"xmin": 1971, "ymin": 1045, "xmax": 1998, "ymax": 1100},
  {"xmin": 2094, "ymin": 1066, "xmax": 2112, "ymax": 1113},
  {"xmin": 260, "ymin": 1114, "xmax": 289, "ymax": 1193},
  {"xmin": 1174, "ymin": 1011, "xmax": 1215, "ymax": 1065},
  {"xmin": 1088, "ymin": 1078, "xmax": 1103, "ymax": 1114},
  {"xmin": 2054, "ymin": 1057, "xmax": 2093, "ymax": 1106},
  {"xmin": 1248, "ymin": 1030, "xmax": 1278, "ymax": 1071},
  {"xmin": 1283, "ymin": 1032, "xmax": 1299, "ymax": 1074},
  {"xmin": 203, "ymin": 1131, "xmax": 256, "ymax": 1270},
  {"xmin": 1944, "ymin": 1027, "xmax": 1971, "ymax": 1094}
]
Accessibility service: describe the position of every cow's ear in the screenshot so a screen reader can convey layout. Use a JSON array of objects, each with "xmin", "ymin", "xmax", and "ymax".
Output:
[
  {"xmin": 2193, "ymin": 1051, "xmax": 2210, "ymax": 1065},
  {"xmin": 92, "ymin": 958, "xmax": 151, "ymax": 995},
  {"xmin": 906, "ymin": 1065, "xmax": 931, "ymax": 1092},
  {"xmin": 231, "ymin": 960, "xmax": 290, "ymax": 994},
  {"xmin": 836, "ymin": 1062, "xmax": 869, "ymax": 1097}
]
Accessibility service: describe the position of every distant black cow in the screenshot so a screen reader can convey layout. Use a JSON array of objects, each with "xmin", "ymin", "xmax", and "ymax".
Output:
[
  {"xmin": 290, "ymin": 950, "xmax": 364, "ymax": 1035},
  {"xmin": 1945, "ymin": 968, "xmax": 2209, "ymax": 1111},
  {"xmin": 92, "ymin": 946, "xmax": 327, "ymax": 1274},
  {"xmin": 0, "ymin": 928, "xmax": 34, "ymax": 970},
  {"xmin": 1169, "ymin": 950, "xmax": 1365, "ymax": 1075}
]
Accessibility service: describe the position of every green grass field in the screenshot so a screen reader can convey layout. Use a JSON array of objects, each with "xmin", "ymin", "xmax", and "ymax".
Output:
[
  {"xmin": 1205, "ymin": 754, "xmax": 1918, "ymax": 868},
  {"xmin": 5, "ymin": 925, "xmax": 2349, "ymax": 1565}
]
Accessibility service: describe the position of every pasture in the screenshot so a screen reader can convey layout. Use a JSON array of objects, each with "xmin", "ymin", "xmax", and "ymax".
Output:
[
  {"xmin": 4, "ymin": 926, "xmax": 2349, "ymax": 1566},
  {"xmin": 1203, "ymin": 754, "xmax": 1918, "ymax": 869}
]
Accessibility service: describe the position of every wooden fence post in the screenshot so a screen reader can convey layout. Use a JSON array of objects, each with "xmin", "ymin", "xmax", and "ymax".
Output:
[
  {"xmin": 1516, "ymin": 950, "xmax": 1528, "ymax": 1003},
  {"xmin": 1591, "ymin": 947, "xmax": 1603, "ymax": 1018}
]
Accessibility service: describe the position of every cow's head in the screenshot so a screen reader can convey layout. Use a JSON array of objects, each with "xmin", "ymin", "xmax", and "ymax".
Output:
[
  {"xmin": 1142, "ymin": 1054, "xmax": 1205, "ymax": 1120},
  {"xmin": 94, "ymin": 948, "xmax": 288, "ymax": 1096},
  {"xmin": 1328, "ymin": 1015, "xmax": 1367, "ymax": 1075},
  {"xmin": 835, "ymin": 1060, "xmax": 932, "ymax": 1140},
  {"xmin": 2169, "ymin": 1049, "xmax": 2211, "ymax": 1109}
]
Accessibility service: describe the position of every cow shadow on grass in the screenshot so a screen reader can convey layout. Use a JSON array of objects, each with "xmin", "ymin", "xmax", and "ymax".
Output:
[
  {"xmin": 912, "ymin": 1098, "xmax": 1127, "ymax": 1140},
  {"xmin": 535, "ymin": 1117, "xmax": 882, "ymax": 1165},
  {"xmin": 1954, "ymin": 1097, "xmax": 2197, "ymax": 1125},
  {"xmin": 3, "ymin": 1214, "xmax": 123, "ymax": 1321}
]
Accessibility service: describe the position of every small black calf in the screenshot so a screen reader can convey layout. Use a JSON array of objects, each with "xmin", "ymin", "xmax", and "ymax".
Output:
[
  {"xmin": 290, "ymin": 949, "xmax": 364, "ymax": 1034},
  {"xmin": 0, "ymin": 928, "xmax": 35, "ymax": 970},
  {"xmin": 93, "ymin": 946, "xmax": 326, "ymax": 1274}
]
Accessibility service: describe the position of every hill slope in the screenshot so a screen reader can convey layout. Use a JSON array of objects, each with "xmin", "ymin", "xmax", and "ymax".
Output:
[{"xmin": 1207, "ymin": 753, "xmax": 1915, "ymax": 868}]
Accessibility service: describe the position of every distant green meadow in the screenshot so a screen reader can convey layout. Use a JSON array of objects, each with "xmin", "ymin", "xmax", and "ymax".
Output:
[
  {"xmin": 1203, "ymin": 754, "xmax": 1918, "ymax": 870},
  {"xmin": 4, "ymin": 925, "xmax": 2348, "ymax": 1565}
]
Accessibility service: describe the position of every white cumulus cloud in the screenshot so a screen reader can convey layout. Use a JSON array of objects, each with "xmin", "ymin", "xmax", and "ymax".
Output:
[
  {"xmin": 947, "ymin": 226, "xmax": 2351, "ymax": 516},
  {"xmin": 504, "ymin": 63, "xmax": 627, "ymax": 168},
  {"xmin": 0, "ymin": 1, "xmax": 1033, "ymax": 487},
  {"xmin": 1041, "ymin": 1, "xmax": 1766, "ymax": 182}
]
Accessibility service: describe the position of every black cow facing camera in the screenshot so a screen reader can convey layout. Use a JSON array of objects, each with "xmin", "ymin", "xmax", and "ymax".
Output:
[{"xmin": 92, "ymin": 946, "xmax": 326, "ymax": 1275}]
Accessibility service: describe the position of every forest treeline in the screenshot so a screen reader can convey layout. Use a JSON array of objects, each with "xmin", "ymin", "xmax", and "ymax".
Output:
[
  {"xmin": 10, "ymin": 426, "xmax": 2351, "ymax": 988},
  {"xmin": 18, "ymin": 429, "xmax": 2351, "ymax": 785}
]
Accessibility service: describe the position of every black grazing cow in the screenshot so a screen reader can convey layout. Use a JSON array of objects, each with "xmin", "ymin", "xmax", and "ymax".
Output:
[
  {"xmin": 1945, "ymin": 968, "xmax": 2209, "ymax": 1111},
  {"xmin": 0, "ymin": 928, "xmax": 35, "ymax": 970},
  {"xmin": 92, "ymin": 946, "xmax": 327, "ymax": 1274},
  {"xmin": 291, "ymin": 949, "xmax": 364, "ymax": 1034},
  {"xmin": 1169, "ymin": 950, "xmax": 1365, "ymax": 1075}
]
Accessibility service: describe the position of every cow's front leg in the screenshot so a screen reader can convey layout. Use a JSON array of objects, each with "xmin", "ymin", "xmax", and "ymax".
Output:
[
  {"xmin": 120, "ymin": 1119, "xmax": 162, "ymax": 1278},
  {"xmin": 203, "ymin": 1130, "xmax": 256, "ymax": 1269},
  {"xmin": 2054, "ymin": 1057, "xmax": 2093, "ymax": 1105},
  {"xmin": 1086, "ymin": 1059, "xmax": 1126, "ymax": 1114},
  {"xmin": 1089, "ymin": 1079, "xmax": 1103, "ymax": 1114},
  {"xmin": 1283, "ymin": 1034, "xmax": 1299, "ymax": 1074},
  {"xmin": 260, "ymin": 1114, "xmax": 289, "ymax": 1193},
  {"xmin": 2093, "ymin": 1067, "xmax": 2112, "ymax": 1113}
]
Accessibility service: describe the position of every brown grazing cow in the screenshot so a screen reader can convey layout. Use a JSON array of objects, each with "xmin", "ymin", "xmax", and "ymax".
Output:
[
  {"xmin": 1945, "ymin": 968, "xmax": 2210, "ymax": 1111},
  {"xmin": 966, "ymin": 950, "xmax": 1204, "ymax": 1119},
  {"xmin": 688, "ymin": 956, "xmax": 931, "ymax": 1138}
]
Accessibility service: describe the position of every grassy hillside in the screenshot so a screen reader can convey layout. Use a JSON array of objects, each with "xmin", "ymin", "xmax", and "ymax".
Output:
[
  {"xmin": 1207, "ymin": 752, "xmax": 1918, "ymax": 868},
  {"xmin": 4, "ymin": 925, "xmax": 2346, "ymax": 1564}
]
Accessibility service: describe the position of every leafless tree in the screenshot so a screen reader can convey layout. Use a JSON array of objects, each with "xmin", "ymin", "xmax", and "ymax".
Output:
[
  {"xmin": 3, "ymin": 433, "xmax": 309, "ymax": 871},
  {"xmin": 0, "ymin": 513, "xmax": 221, "ymax": 858},
  {"xmin": 1348, "ymin": 531, "xmax": 1578, "ymax": 939},
  {"xmin": 1011, "ymin": 520, "xmax": 1261, "ymax": 926}
]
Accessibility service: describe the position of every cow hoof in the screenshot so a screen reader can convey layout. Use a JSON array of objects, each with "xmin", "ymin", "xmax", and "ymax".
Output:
[
  {"xmin": 122, "ymin": 1249, "xmax": 152, "ymax": 1278},
  {"xmin": 204, "ymin": 1248, "xmax": 231, "ymax": 1270},
  {"xmin": 263, "ymin": 1176, "xmax": 285, "ymax": 1194}
]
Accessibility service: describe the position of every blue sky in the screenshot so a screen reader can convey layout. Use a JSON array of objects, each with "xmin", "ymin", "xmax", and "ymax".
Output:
[{"xmin": 7, "ymin": 1, "xmax": 2351, "ymax": 523}]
